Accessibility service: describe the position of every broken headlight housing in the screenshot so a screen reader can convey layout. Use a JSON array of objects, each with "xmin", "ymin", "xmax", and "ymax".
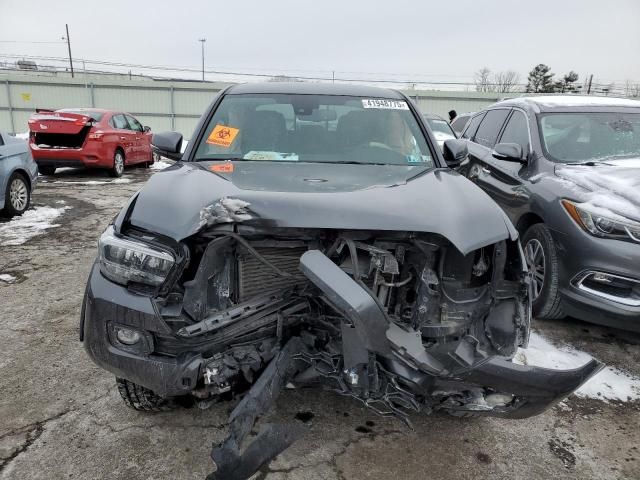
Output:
[
  {"xmin": 98, "ymin": 225, "xmax": 175, "ymax": 287},
  {"xmin": 562, "ymin": 200, "xmax": 640, "ymax": 243}
]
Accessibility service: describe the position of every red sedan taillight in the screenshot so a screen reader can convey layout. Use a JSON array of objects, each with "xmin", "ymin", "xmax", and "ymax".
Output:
[{"xmin": 88, "ymin": 131, "xmax": 104, "ymax": 140}]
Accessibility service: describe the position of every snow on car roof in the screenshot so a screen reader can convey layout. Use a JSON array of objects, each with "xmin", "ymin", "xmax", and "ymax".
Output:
[
  {"xmin": 529, "ymin": 95, "xmax": 640, "ymax": 108},
  {"xmin": 497, "ymin": 95, "xmax": 640, "ymax": 111}
]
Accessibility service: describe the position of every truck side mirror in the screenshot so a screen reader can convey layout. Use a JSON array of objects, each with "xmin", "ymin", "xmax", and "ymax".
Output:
[
  {"xmin": 442, "ymin": 139, "xmax": 468, "ymax": 168},
  {"xmin": 151, "ymin": 132, "xmax": 183, "ymax": 161}
]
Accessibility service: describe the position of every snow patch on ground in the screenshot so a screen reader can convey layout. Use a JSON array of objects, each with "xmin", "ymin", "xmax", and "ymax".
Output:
[
  {"xmin": 0, "ymin": 274, "xmax": 17, "ymax": 283},
  {"xmin": 51, "ymin": 178, "xmax": 132, "ymax": 185},
  {"xmin": 150, "ymin": 160, "xmax": 174, "ymax": 171},
  {"xmin": 515, "ymin": 332, "xmax": 640, "ymax": 402},
  {"xmin": 37, "ymin": 167, "xmax": 82, "ymax": 177},
  {"xmin": 0, "ymin": 206, "xmax": 71, "ymax": 246}
]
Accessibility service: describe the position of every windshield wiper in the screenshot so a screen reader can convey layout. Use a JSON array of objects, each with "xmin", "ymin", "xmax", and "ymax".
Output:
[
  {"xmin": 321, "ymin": 161, "xmax": 387, "ymax": 165},
  {"xmin": 318, "ymin": 161, "xmax": 430, "ymax": 166},
  {"xmin": 194, "ymin": 158, "xmax": 426, "ymax": 167},
  {"xmin": 564, "ymin": 160, "xmax": 613, "ymax": 166},
  {"xmin": 194, "ymin": 157, "xmax": 246, "ymax": 162}
]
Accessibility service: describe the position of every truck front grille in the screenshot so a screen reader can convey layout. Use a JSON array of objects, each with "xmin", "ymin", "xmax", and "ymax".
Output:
[{"xmin": 237, "ymin": 247, "xmax": 306, "ymax": 301}]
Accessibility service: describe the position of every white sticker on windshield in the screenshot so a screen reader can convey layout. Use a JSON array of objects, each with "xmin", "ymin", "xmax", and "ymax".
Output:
[
  {"xmin": 362, "ymin": 99, "xmax": 409, "ymax": 110},
  {"xmin": 243, "ymin": 151, "xmax": 299, "ymax": 161}
]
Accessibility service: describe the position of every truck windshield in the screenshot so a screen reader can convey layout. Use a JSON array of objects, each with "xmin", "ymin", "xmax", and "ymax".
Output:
[
  {"xmin": 539, "ymin": 112, "xmax": 640, "ymax": 163},
  {"xmin": 194, "ymin": 93, "xmax": 434, "ymax": 166}
]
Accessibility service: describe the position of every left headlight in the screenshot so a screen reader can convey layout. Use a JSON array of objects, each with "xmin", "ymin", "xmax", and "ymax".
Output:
[
  {"xmin": 562, "ymin": 200, "xmax": 640, "ymax": 242},
  {"xmin": 98, "ymin": 226, "xmax": 175, "ymax": 287}
]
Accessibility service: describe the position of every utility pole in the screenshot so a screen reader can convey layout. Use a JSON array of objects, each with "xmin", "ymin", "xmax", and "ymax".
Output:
[
  {"xmin": 198, "ymin": 38, "xmax": 206, "ymax": 81},
  {"xmin": 64, "ymin": 24, "xmax": 74, "ymax": 78},
  {"xmin": 587, "ymin": 74, "xmax": 593, "ymax": 95}
]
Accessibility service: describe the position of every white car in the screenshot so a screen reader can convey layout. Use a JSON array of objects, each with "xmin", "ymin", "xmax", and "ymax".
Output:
[{"xmin": 423, "ymin": 113, "xmax": 457, "ymax": 150}]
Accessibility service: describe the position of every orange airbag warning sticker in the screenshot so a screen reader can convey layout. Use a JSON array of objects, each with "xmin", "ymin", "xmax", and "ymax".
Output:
[
  {"xmin": 210, "ymin": 163, "xmax": 234, "ymax": 173},
  {"xmin": 206, "ymin": 124, "xmax": 239, "ymax": 148}
]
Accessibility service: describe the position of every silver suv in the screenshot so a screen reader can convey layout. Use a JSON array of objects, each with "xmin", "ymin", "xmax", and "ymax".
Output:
[{"xmin": 0, "ymin": 132, "xmax": 38, "ymax": 217}]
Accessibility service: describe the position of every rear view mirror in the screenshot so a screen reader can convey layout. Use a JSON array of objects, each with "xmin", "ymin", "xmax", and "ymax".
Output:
[
  {"xmin": 493, "ymin": 142, "xmax": 525, "ymax": 163},
  {"xmin": 298, "ymin": 109, "xmax": 338, "ymax": 122},
  {"xmin": 143, "ymin": 126, "xmax": 151, "ymax": 133},
  {"xmin": 152, "ymin": 131, "xmax": 183, "ymax": 161},
  {"xmin": 442, "ymin": 139, "xmax": 468, "ymax": 168}
]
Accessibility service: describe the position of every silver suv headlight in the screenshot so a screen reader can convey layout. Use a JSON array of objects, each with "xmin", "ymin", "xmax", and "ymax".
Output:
[
  {"xmin": 99, "ymin": 226, "xmax": 175, "ymax": 287},
  {"xmin": 562, "ymin": 200, "xmax": 640, "ymax": 243}
]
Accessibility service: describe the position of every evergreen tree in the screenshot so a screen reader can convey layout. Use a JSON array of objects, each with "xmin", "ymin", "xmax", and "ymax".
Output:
[
  {"xmin": 554, "ymin": 71, "xmax": 579, "ymax": 93},
  {"xmin": 526, "ymin": 64, "xmax": 555, "ymax": 93}
]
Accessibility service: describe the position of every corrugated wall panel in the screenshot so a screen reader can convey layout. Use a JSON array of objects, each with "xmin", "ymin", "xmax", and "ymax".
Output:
[
  {"xmin": 0, "ymin": 110, "xmax": 12, "ymax": 131},
  {"xmin": 173, "ymin": 89, "xmax": 219, "ymax": 116},
  {"xmin": 9, "ymin": 82, "xmax": 92, "ymax": 110},
  {"xmin": 93, "ymin": 86, "xmax": 170, "ymax": 114},
  {"xmin": 173, "ymin": 116, "xmax": 200, "ymax": 139},
  {"xmin": 2, "ymin": 74, "xmax": 611, "ymax": 136},
  {"xmin": 11, "ymin": 111, "xmax": 32, "ymax": 133},
  {"xmin": 417, "ymin": 97, "xmax": 499, "ymax": 118},
  {"xmin": 131, "ymin": 114, "xmax": 172, "ymax": 133},
  {"xmin": 0, "ymin": 82, "xmax": 9, "ymax": 108}
]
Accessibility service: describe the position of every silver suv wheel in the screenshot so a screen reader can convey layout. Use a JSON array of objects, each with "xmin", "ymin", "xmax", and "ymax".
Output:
[{"xmin": 9, "ymin": 177, "xmax": 28, "ymax": 212}]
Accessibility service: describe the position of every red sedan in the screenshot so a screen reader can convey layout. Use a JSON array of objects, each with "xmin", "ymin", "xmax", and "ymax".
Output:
[{"xmin": 28, "ymin": 108, "xmax": 154, "ymax": 177}]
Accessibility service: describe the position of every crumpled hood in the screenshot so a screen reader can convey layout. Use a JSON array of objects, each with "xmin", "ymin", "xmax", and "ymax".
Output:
[
  {"xmin": 554, "ymin": 160, "xmax": 640, "ymax": 222},
  {"xmin": 127, "ymin": 162, "xmax": 516, "ymax": 255}
]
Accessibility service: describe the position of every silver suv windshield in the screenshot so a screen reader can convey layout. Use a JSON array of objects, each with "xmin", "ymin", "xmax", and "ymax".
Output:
[
  {"xmin": 540, "ymin": 112, "xmax": 640, "ymax": 163},
  {"xmin": 194, "ymin": 93, "xmax": 434, "ymax": 166}
]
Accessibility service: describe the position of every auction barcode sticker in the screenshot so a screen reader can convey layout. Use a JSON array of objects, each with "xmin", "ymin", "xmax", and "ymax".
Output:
[{"xmin": 362, "ymin": 99, "xmax": 409, "ymax": 110}]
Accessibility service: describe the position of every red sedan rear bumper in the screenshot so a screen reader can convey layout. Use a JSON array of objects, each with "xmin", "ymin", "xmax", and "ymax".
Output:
[{"xmin": 30, "ymin": 142, "xmax": 113, "ymax": 169}]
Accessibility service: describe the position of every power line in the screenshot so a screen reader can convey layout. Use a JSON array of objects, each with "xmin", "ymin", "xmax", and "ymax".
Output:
[
  {"xmin": 0, "ymin": 53, "xmax": 511, "ymax": 86},
  {"xmin": 1, "ymin": 53, "xmax": 637, "ymax": 93},
  {"xmin": 0, "ymin": 40, "xmax": 65, "ymax": 44}
]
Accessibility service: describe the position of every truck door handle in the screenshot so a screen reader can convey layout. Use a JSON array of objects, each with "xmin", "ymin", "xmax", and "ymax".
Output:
[{"xmin": 120, "ymin": 136, "xmax": 126, "ymax": 140}]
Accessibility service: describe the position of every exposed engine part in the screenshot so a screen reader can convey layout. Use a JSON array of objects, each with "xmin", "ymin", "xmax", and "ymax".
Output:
[
  {"xmin": 472, "ymin": 248, "xmax": 489, "ymax": 277},
  {"xmin": 197, "ymin": 340, "xmax": 278, "ymax": 397},
  {"xmin": 207, "ymin": 337, "xmax": 307, "ymax": 480},
  {"xmin": 145, "ymin": 227, "xmax": 600, "ymax": 479}
]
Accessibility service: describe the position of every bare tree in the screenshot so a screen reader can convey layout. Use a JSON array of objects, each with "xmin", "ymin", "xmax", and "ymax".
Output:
[
  {"xmin": 493, "ymin": 70, "xmax": 521, "ymax": 93},
  {"xmin": 474, "ymin": 67, "xmax": 494, "ymax": 92}
]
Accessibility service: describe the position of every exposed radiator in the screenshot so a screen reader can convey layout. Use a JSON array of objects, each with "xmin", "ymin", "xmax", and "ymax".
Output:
[{"xmin": 237, "ymin": 247, "xmax": 306, "ymax": 301}]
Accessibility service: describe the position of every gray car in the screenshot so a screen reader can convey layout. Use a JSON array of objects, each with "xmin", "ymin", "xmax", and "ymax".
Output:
[
  {"xmin": 450, "ymin": 112, "xmax": 473, "ymax": 137},
  {"xmin": 458, "ymin": 96, "xmax": 640, "ymax": 331},
  {"xmin": 0, "ymin": 132, "xmax": 38, "ymax": 217}
]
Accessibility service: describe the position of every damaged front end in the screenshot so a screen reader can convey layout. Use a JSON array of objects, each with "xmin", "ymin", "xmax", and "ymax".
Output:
[{"xmin": 81, "ymin": 218, "xmax": 602, "ymax": 479}]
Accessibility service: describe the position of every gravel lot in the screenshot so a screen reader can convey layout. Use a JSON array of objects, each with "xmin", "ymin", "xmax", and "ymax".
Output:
[{"xmin": 1, "ymin": 164, "xmax": 639, "ymax": 480}]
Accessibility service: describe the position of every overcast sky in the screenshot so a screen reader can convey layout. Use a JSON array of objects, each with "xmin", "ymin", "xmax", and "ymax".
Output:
[{"xmin": 1, "ymin": 0, "xmax": 639, "ymax": 87}]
